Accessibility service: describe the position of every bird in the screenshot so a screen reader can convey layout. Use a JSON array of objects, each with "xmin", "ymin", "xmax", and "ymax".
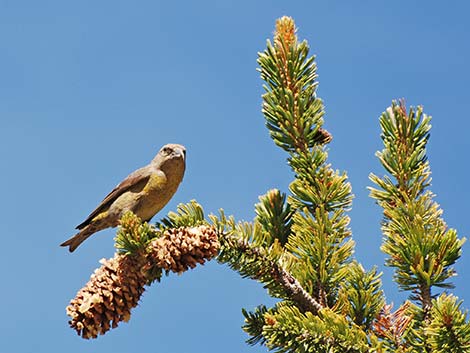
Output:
[{"xmin": 61, "ymin": 143, "xmax": 186, "ymax": 252}]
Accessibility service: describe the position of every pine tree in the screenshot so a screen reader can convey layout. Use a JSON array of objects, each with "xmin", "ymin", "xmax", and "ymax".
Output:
[{"xmin": 65, "ymin": 16, "xmax": 469, "ymax": 352}]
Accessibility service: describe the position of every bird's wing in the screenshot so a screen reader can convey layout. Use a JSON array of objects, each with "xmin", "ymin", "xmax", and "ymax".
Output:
[{"xmin": 76, "ymin": 166, "xmax": 152, "ymax": 230}]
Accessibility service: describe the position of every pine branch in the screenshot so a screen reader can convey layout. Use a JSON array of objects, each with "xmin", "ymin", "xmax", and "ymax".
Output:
[
  {"xmin": 258, "ymin": 16, "xmax": 330, "ymax": 153},
  {"xmin": 262, "ymin": 305, "xmax": 370, "ymax": 353},
  {"xmin": 369, "ymin": 101, "xmax": 466, "ymax": 315},
  {"xmin": 255, "ymin": 189, "xmax": 293, "ymax": 247},
  {"xmin": 427, "ymin": 294, "xmax": 470, "ymax": 352},
  {"xmin": 336, "ymin": 262, "xmax": 385, "ymax": 330},
  {"xmin": 242, "ymin": 305, "xmax": 269, "ymax": 346},
  {"xmin": 258, "ymin": 17, "xmax": 357, "ymax": 312},
  {"xmin": 271, "ymin": 265, "xmax": 323, "ymax": 314},
  {"xmin": 215, "ymin": 222, "xmax": 322, "ymax": 314}
]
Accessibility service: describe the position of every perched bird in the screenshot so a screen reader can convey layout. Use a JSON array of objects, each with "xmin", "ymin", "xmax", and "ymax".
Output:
[{"xmin": 61, "ymin": 143, "xmax": 186, "ymax": 252}]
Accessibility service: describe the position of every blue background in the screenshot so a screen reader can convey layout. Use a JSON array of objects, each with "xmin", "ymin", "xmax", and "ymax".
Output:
[{"xmin": 1, "ymin": 1, "xmax": 469, "ymax": 352}]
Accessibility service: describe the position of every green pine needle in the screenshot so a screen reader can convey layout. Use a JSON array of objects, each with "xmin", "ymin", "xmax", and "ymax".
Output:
[
  {"xmin": 369, "ymin": 101, "xmax": 466, "ymax": 303},
  {"xmin": 157, "ymin": 200, "xmax": 206, "ymax": 229},
  {"xmin": 255, "ymin": 189, "xmax": 293, "ymax": 246}
]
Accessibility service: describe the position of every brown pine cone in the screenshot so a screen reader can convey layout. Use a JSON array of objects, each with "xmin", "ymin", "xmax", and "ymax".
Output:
[
  {"xmin": 66, "ymin": 254, "xmax": 147, "ymax": 339},
  {"xmin": 146, "ymin": 225, "xmax": 219, "ymax": 274}
]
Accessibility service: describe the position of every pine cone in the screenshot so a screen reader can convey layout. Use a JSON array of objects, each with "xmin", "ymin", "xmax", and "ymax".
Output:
[
  {"xmin": 66, "ymin": 225, "xmax": 219, "ymax": 339},
  {"xmin": 313, "ymin": 128, "xmax": 333, "ymax": 145},
  {"xmin": 66, "ymin": 254, "xmax": 147, "ymax": 339},
  {"xmin": 146, "ymin": 225, "xmax": 219, "ymax": 274}
]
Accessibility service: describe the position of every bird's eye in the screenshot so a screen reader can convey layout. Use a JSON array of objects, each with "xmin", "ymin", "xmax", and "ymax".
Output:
[{"xmin": 162, "ymin": 147, "xmax": 172, "ymax": 155}]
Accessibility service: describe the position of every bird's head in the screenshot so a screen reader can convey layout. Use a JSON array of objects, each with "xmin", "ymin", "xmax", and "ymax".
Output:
[{"xmin": 152, "ymin": 143, "xmax": 186, "ymax": 174}]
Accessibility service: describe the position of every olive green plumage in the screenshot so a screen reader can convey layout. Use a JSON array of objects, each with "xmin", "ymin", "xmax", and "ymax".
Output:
[{"xmin": 61, "ymin": 143, "xmax": 186, "ymax": 252}]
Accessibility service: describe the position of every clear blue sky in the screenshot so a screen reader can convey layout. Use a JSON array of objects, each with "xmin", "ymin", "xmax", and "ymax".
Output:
[{"xmin": 1, "ymin": 1, "xmax": 469, "ymax": 352}]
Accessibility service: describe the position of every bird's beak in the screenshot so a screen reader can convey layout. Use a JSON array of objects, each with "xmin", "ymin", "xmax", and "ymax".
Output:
[{"xmin": 174, "ymin": 147, "xmax": 186, "ymax": 160}]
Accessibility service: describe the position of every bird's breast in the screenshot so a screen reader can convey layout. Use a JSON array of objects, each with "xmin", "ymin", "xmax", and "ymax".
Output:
[{"xmin": 135, "ymin": 171, "xmax": 182, "ymax": 220}]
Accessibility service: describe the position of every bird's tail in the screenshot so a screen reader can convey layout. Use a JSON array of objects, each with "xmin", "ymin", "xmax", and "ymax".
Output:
[{"xmin": 60, "ymin": 227, "xmax": 94, "ymax": 252}]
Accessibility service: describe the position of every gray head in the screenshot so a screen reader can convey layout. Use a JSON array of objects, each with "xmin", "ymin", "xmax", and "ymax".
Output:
[{"xmin": 152, "ymin": 143, "xmax": 186, "ymax": 171}]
